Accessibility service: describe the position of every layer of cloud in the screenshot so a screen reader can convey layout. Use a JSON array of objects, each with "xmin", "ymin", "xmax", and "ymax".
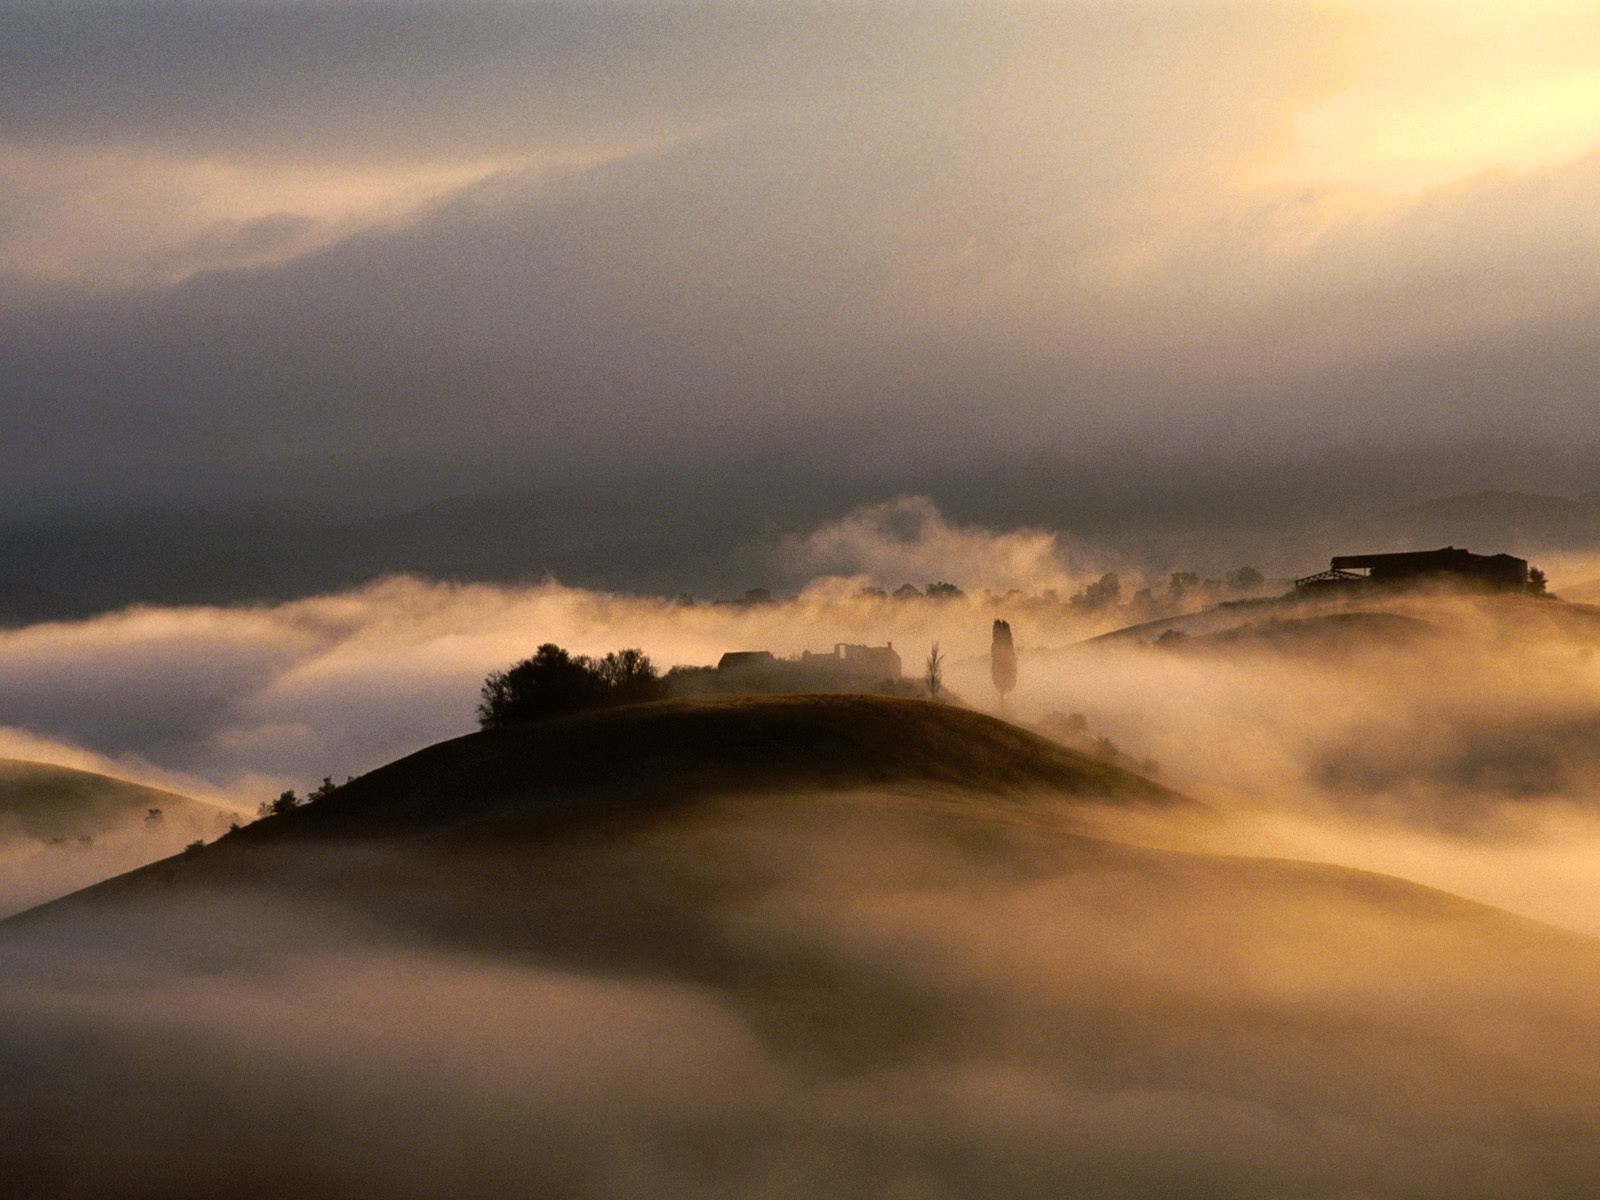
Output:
[
  {"xmin": 791, "ymin": 496, "xmax": 1103, "ymax": 595},
  {"xmin": 2, "ymin": 2, "xmax": 1599, "ymax": 522}
]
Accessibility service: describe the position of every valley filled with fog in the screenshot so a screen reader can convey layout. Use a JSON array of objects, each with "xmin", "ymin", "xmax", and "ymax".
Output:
[{"xmin": 7, "ymin": 499, "xmax": 1600, "ymax": 1196}]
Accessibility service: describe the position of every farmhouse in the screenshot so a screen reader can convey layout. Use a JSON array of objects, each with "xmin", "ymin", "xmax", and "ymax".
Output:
[
  {"xmin": 708, "ymin": 643, "xmax": 904, "ymax": 693},
  {"xmin": 800, "ymin": 643, "xmax": 902, "ymax": 682},
  {"xmin": 1295, "ymin": 547, "xmax": 1529, "ymax": 594}
]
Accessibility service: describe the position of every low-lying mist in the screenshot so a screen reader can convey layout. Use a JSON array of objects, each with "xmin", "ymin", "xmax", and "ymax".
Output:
[
  {"xmin": 0, "ymin": 757, "xmax": 239, "ymax": 919},
  {"xmin": 5, "ymin": 501, "xmax": 1600, "ymax": 930},
  {"xmin": 5, "ymin": 788, "xmax": 1600, "ymax": 1199},
  {"xmin": 0, "ymin": 499, "xmax": 1125, "ymax": 801},
  {"xmin": 0, "ymin": 820, "xmax": 223, "ymax": 921}
]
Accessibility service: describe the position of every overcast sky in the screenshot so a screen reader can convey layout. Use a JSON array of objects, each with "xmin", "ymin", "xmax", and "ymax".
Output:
[{"xmin": 4, "ymin": 0, "xmax": 1599, "ymax": 527}]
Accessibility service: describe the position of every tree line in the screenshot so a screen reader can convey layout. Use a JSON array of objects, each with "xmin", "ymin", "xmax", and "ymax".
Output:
[{"xmin": 477, "ymin": 643, "xmax": 663, "ymax": 728}]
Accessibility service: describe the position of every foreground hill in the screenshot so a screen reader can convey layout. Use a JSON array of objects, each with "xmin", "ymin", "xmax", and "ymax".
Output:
[
  {"xmin": 251, "ymin": 693, "xmax": 1194, "ymax": 836},
  {"xmin": 7, "ymin": 695, "xmax": 1600, "ymax": 1198},
  {"xmin": 13, "ymin": 695, "xmax": 1192, "ymax": 919}
]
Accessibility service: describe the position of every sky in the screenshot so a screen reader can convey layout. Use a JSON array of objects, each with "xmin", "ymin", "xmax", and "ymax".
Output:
[{"xmin": 3, "ymin": 0, "xmax": 1600, "ymax": 541}]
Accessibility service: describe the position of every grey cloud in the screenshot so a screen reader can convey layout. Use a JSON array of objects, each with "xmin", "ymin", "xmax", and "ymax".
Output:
[
  {"xmin": 0, "ymin": 3, "xmax": 1193, "ymax": 162},
  {"xmin": 1, "ymin": 2, "xmax": 1597, "ymax": 567},
  {"xmin": 7, "ymin": 123, "xmax": 1600, "ymax": 521}
]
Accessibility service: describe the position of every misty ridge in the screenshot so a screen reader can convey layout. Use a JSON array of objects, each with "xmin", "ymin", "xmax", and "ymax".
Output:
[
  {"xmin": 5, "ymin": 496, "xmax": 1600, "ymax": 919},
  {"xmin": 9, "ymin": 495, "xmax": 1600, "ymax": 1195},
  {"xmin": 10, "ymin": 478, "xmax": 1600, "ymax": 622},
  {"xmin": 0, "ymin": 758, "xmax": 238, "ymax": 918},
  {"xmin": 8, "ymin": 700, "xmax": 1600, "ymax": 1200}
]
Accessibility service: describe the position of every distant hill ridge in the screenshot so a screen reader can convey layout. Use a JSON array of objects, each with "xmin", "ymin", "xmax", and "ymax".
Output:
[
  {"xmin": 1351, "ymin": 489, "xmax": 1600, "ymax": 555},
  {"xmin": 0, "ymin": 758, "xmax": 219, "ymax": 842}
]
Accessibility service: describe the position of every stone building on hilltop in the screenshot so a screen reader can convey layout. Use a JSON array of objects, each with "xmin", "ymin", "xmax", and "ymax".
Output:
[{"xmin": 1295, "ymin": 547, "xmax": 1529, "ymax": 595}]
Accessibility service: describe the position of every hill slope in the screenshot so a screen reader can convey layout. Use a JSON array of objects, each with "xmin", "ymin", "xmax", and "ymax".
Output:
[
  {"xmin": 8, "ymin": 695, "xmax": 1600, "ymax": 1199},
  {"xmin": 0, "ymin": 758, "xmax": 219, "ymax": 843},
  {"xmin": 11, "ymin": 694, "xmax": 1193, "ymax": 919},
  {"xmin": 251, "ymin": 693, "xmax": 1194, "ymax": 838},
  {"xmin": 0, "ymin": 758, "xmax": 233, "ymax": 921}
]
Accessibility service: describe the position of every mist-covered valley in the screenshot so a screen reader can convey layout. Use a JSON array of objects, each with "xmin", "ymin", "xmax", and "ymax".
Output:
[
  {"xmin": 6, "ymin": 495, "xmax": 1600, "ymax": 1196},
  {"xmin": 8, "ymin": 499, "xmax": 1600, "ymax": 923},
  {"xmin": 8, "ymin": 706, "xmax": 1600, "ymax": 1200}
]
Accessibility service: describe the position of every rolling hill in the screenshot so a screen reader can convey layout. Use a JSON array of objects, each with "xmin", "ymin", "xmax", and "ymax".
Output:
[
  {"xmin": 0, "ymin": 758, "xmax": 236, "ymax": 920},
  {"xmin": 0, "ymin": 758, "xmax": 223, "ymax": 844},
  {"xmin": 12, "ymin": 694, "xmax": 1193, "ymax": 918},
  {"xmin": 7, "ymin": 695, "xmax": 1600, "ymax": 1198},
  {"xmin": 1078, "ymin": 587, "xmax": 1600, "ymax": 652}
]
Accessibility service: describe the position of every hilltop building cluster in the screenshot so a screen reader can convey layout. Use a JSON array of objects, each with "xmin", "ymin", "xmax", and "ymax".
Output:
[
  {"xmin": 701, "ymin": 643, "xmax": 906, "ymax": 696},
  {"xmin": 1294, "ymin": 547, "xmax": 1533, "ymax": 595}
]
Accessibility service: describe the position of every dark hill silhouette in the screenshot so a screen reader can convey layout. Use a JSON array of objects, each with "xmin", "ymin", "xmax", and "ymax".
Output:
[
  {"xmin": 265, "ymin": 693, "xmax": 1190, "ymax": 838},
  {"xmin": 11, "ymin": 695, "xmax": 1193, "ymax": 922},
  {"xmin": 11, "ymin": 695, "xmax": 1600, "ymax": 1198},
  {"xmin": 10, "ymin": 695, "xmax": 1592, "ymax": 1013}
]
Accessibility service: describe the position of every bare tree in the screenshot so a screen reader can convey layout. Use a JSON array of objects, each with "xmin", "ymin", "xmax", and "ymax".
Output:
[
  {"xmin": 924, "ymin": 643, "xmax": 944, "ymax": 698},
  {"xmin": 991, "ymin": 619, "xmax": 1017, "ymax": 711}
]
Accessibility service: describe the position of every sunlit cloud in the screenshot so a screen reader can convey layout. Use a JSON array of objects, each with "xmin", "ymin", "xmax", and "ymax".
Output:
[
  {"xmin": 0, "ymin": 143, "xmax": 673, "ymax": 287},
  {"xmin": 1267, "ymin": 0, "xmax": 1600, "ymax": 195},
  {"xmin": 0, "ymin": 1, "xmax": 1597, "ymax": 515}
]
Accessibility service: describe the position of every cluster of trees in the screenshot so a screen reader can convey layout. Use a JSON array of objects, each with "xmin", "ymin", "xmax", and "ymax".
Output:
[
  {"xmin": 477, "ymin": 644, "xmax": 663, "ymax": 728},
  {"xmin": 858, "ymin": 581, "xmax": 966, "ymax": 601},
  {"xmin": 1068, "ymin": 567, "xmax": 1266, "ymax": 614},
  {"xmin": 680, "ymin": 581, "xmax": 971, "ymax": 607},
  {"xmin": 696, "ymin": 572, "xmax": 1271, "ymax": 618},
  {"xmin": 255, "ymin": 775, "xmax": 347, "ymax": 819}
]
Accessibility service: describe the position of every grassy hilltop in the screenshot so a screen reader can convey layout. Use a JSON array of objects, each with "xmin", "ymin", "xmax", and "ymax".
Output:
[
  {"xmin": 248, "ymin": 693, "xmax": 1193, "ymax": 837},
  {"xmin": 9, "ymin": 694, "xmax": 1600, "ymax": 1198},
  {"xmin": 0, "ymin": 758, "xmax": 221, "ymax": 844},
  {"xmin": 12, "ymin": 693, "xmax": 1193, "ymax": 918}
]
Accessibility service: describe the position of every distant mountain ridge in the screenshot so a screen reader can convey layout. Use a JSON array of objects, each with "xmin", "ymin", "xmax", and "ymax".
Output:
[
  {"xmin": 1345, "ymin": 490, "xmax": 1600, "ymax": 558},
  {"xmin": 5, "ymin": 487, "xmax": 1600, "ymax": 622}
]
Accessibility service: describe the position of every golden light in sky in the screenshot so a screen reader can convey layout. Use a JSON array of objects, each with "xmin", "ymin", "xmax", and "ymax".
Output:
[{"xmin": 1271, "ymin": 1, "xmax": 1600, "ymax": 194}]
